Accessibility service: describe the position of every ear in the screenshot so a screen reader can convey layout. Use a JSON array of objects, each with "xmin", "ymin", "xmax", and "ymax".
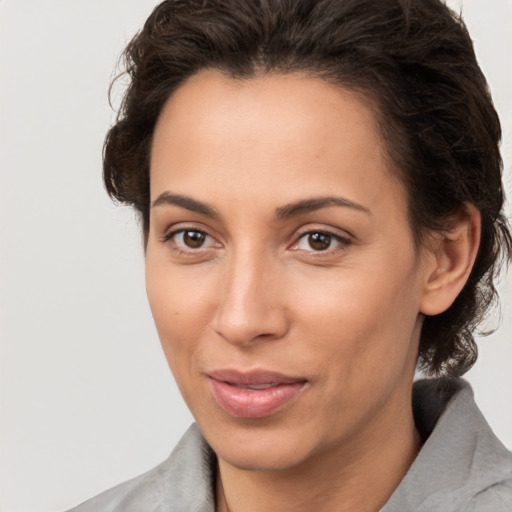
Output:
[{"xmin": 420, "ymin": 204, "xmax": 481, "ymax": 316}]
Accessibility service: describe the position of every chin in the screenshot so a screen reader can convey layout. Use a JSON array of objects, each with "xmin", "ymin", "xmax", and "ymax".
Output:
[
  {"xmin": 199, "ymin": 417, "xmax": 323, "ymax": 472},
  {"xmin": 218, "ymin": 441, "xmax": 311, "ymax": 472}
]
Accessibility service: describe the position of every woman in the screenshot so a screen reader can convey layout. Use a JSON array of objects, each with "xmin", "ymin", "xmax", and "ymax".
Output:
[{"xmin": 69, "ymin": 0, "xmax": 512, "ymax": 510}]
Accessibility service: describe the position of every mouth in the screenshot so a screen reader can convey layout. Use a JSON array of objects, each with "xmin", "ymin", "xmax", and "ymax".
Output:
[{"xmin": 207, "ymin": 369, "xmax": 307, "ymax": 418}]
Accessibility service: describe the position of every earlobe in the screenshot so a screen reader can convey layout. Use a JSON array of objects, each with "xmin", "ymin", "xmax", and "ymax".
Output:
[{"xmin": 420, "ymin": 205, "xmax": 481, "ymax": 316}]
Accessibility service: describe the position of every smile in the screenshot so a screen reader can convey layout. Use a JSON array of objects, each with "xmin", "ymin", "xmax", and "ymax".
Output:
[{"xmin": 207, "ymin": 370, "xmax": 307, "ymax": 418}]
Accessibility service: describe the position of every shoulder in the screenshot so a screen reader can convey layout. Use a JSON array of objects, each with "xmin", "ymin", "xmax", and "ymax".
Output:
[
  {"xmin": 67, "ymin": 457, "xmax": 180, "ymax": 512},
  {"xmin": 384, "ymin": 378, "xmax": 512, "ymax": 512},
  {"xmin": 66, "ymin": 424, "xmax": 216, "ymax": 512},
  {"xmin": 464, "ymin": 479, "xmax": 512, "ymax": 512}
]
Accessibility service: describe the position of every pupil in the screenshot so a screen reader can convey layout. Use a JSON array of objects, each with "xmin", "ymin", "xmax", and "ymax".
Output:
[
  {"xmin": 309, "ymin": 233, "xmax": 331, "ymax": 251},
  {"xmin": 184, "ymin": 231, "xmax": 205, "ymax": 248}
]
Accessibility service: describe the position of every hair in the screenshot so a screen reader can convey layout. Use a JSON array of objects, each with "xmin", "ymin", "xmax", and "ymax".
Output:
[{"xmin": 104, "ymin": 0, "xmax": 511, "ymax": 377}]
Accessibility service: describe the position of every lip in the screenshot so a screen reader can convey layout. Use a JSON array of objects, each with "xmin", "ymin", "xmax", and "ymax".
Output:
[{"xmin": 207, "ymin": 369, "xmax": 307, "ymax": 418}]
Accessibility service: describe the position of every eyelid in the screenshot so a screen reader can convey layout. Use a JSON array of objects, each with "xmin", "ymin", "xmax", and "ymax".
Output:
[
  {"xmin": 161, "ymin": 221, "xmax": 213, "ymax": 240},
  {"xmin": 291, "ymin": 224, "xmax": 353, "ymax": 242},
  {"xmin": 160, "ymin": 224, "xmax": 222, "ymax": 251}
]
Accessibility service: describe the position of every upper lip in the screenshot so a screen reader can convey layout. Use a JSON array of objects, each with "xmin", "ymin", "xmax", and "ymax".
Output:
[{"xmin": 207, "ymin": 369, "xmax": 307, "ymax": 385}]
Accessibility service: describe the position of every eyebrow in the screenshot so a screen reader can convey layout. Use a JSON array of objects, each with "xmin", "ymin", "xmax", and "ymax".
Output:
[
  {"xmin": 151, "ymin": 192, "xmax": 371, "ymax": 219},
  {"xmin": 276, "ymin": 196, "xmax": 371, "ymax": 219},
  {"xmin": 152, "ymin": 192, "xmax": 220, "ymax": 218}
]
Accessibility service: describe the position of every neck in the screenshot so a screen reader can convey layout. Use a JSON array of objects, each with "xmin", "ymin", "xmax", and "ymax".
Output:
[{"xmin": 216, "ymin": 396, "xmax": 421, "ymax": 512}]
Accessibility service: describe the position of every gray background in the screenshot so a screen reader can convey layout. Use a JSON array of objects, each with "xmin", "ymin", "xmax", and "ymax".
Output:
[{"xmin": 1, "ymin": 0, "xmax": 511, "ymax": 510}]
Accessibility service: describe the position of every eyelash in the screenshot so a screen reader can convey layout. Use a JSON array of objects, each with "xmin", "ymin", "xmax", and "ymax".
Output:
[
  {"xmin": 161, "ymin": 228, "xmax": 217, "ymax": 254},
  {"xmin": 160, "ymin": 227, "xmax": 352, "ymax": 256},
  {"xmin": 290, "ymin": 230, "xmax": 352, "ymax": 255}
]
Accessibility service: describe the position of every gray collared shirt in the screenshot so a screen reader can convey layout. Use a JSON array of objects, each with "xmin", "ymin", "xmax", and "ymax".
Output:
[{"xmin": 68, "ymin": 379, "xmax": 512, "ymax": 511}]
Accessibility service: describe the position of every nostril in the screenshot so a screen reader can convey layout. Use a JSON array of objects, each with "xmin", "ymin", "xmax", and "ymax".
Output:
[{"xmin": 213, "ymin": 309, "xmax": 289, "ymax": 346}]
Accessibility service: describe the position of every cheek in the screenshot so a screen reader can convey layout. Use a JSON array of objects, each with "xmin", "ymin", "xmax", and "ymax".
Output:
[
  {"xmin": 291, "ymin": 272, "xmax": 422, "ymax": 441},
  {"xmin": 145, "ymin": 255, "xmax": 213, "ymax": 373},
  {"xmin": 292, "ymin": 258, "xmax": 423, "ymax": 379}
]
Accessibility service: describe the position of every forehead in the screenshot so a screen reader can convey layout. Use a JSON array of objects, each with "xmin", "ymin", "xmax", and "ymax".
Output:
[
  {"xmin": 153, "ymin": 70, "xmax": 381, "ymax": 151},
  {"xmin": 150, "ymin": 69, "xmax": 406, "ymax": 218}
]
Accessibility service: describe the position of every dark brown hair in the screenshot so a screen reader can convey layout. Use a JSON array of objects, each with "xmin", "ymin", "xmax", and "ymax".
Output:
[{"xmin": 104, "ymin": 0, "xmax": 511, "ymax": 376}]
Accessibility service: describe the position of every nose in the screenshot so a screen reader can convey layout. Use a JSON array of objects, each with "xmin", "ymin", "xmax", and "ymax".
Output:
[{"xmin": 212, "ymin": 251, "xmax": 289, "ymax": 347}]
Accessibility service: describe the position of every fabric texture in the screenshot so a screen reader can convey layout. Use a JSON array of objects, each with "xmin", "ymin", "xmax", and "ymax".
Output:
[{"xmin": 67, "ymin": 379, "xmax": 512, "ymax": 512}]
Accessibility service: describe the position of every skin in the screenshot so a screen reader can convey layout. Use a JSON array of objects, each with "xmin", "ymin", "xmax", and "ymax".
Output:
[{"xmin": 146, "ymin": 70, "xmax": 480, "ymax": 512}]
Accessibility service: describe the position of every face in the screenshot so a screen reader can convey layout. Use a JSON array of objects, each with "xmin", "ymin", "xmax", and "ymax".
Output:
[{"xmin": 146, "ymin": 70, "xmax": 433, "ymax": 472}]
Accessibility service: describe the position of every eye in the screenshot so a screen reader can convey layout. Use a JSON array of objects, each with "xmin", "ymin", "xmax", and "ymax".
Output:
[
  {"xmin": 293, "ymin": 231, "xmax": 348, "ymax": 252},
  {"xmin": 178, "ymin": 230, "xmax": 208, "ymax": 249},
  {"xmin": 164, "ymin": 228, "xmax": 218, "ymax": 250}
]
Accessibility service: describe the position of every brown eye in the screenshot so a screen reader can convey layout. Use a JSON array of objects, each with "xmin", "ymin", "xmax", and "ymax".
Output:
[
  {"xmin": 163, "ymin": 227, "xmax": 221, "ymax": 254},
  {"xmin": 182, "ymin": 230, "xmax": 206, "ymax": 248},
  {"xmin": 294, "ymin": 231, "xmax": 348, "ymax": 253},
  {"xmin": 165, "ymin": 229, "xmax": 215, "ymax": 250},
  {"xmin": 307, "ymin": 232, "xmax": 332, "ymax": 251}
]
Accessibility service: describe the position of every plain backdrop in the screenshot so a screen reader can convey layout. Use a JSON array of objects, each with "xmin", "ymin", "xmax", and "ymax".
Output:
[{"xmin": 0, "ymin": 1, "xmax": 511, "ymax": 511}]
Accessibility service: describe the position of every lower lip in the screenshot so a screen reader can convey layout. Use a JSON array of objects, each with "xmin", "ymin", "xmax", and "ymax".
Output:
[{"xmin": 208, "ymin": 379, "xmax": 306, "ymax": 418}]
